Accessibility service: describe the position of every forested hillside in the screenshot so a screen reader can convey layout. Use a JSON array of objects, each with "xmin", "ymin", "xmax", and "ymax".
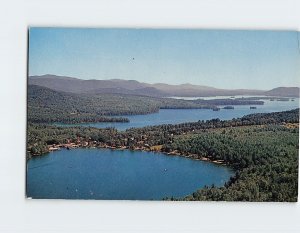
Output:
[
  {"xmin": 168, "ymin": 126, "xmax": 298, "ymax": 201},
  {"xmin": 28, "ymin": 85, "xmax": 264, "ymax": 124},
  {"xmin": 27, "ymin": 85, "xmax": 212, "ymax": 123}
]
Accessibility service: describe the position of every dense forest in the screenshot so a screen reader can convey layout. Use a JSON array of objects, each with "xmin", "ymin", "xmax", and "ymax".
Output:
[
  {"xmin": 27, "ymin": 109, "xmax": 299, "ymax": 201},
  {"xmin": 28, "ymin": 85, "xmax": 264, "ymax": 124},
  {"xmin": 27, "ymin": 109, "xmax": 299, "ymax": 155},
  {"xmin": 165, "ymin": 126, "xmax": 298, "ymax": 201}
]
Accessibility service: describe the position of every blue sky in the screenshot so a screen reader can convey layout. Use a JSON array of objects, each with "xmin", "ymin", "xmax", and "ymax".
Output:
[{"xmin": 29, "ymin": 28, "xmax": 300, "ymax": 89}]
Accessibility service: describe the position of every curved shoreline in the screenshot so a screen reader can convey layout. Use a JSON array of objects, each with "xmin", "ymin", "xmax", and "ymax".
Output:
[{"xmin": 29, "ymin": 142, "xmax": 228, "ymax": 167}]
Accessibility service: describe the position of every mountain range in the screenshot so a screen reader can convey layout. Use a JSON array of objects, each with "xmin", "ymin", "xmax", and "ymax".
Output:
[{"xmin": 29, "ymin": 74, "xmax": 299, "ymax": 97}]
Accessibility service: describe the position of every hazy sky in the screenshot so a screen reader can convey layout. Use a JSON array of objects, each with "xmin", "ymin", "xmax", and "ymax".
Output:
[{"xmin": 29, "ymin": 28, "xmax": 300, "ymax": 89}]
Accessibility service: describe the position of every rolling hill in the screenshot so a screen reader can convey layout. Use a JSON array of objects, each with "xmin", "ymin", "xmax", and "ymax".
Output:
[
  {"xmin": 29, "ymin": 74, "xmax": 299, "ymax": 97},
  {"xmin": 265, "ymin": 87, "xmax": 299, "ymax": 97}
]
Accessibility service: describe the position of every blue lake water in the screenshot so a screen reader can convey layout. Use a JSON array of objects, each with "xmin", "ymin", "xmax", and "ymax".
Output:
[
  {"xmin": 29, "ymin": 97, "xmax": 298, "ymax": 200},
  {"xmin": 27, "ymin": 148, "xmax": 234, "ymax": 200},
  {"xmin": 57, "ymin": 98, "xmax": 299, "ymax": 130}
]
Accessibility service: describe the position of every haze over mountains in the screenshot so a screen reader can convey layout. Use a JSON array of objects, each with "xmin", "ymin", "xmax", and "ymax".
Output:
[{"xmin": 29, "ymin": 75, "xmax": 299, "ymax": 97}]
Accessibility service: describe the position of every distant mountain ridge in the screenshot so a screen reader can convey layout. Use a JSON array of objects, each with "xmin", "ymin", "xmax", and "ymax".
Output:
[
  {"xmin": 265, "ymin": 87, "xmax": 299, "ymax": 98},
  {"xmin": 29, "ymin": 74, "xmax": 299, "ymax": 97}
]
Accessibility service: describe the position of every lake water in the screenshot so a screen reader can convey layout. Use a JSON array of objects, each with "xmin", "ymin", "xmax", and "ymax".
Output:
[
  {"xmin": 27, "ymin": 148, "xmax": 234, "ymax": 200},
  {"xmin": 57, "ymin": 98, "xmax": 299, "ymax": 130},
  {"xmin": 28, "ymin": 97, "xmax": 298, "ymax": 200}
]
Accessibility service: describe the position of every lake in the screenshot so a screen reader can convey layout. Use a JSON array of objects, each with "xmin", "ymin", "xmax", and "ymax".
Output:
[
  {"xmin": 56, "ymin": 98, "xmax": 299, "ymax": 130},
  {"xmin": 27, "ymin": 148, "xmax": 234, "ymax": 200}
]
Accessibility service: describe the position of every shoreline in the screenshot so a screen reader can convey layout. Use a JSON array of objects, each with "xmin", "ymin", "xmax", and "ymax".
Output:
[{"xmin": 28, "ymin": 142, "xmax": 227, "ymax": 166}]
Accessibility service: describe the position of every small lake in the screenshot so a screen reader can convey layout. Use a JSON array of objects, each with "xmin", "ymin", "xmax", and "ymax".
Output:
[
  {"xmin": 56, "ymin": 98, "xmax": 299, "ymax": 130},
  {"xmin": 27, "ymin": 148, "xmax": 234, "ymax": 200}
]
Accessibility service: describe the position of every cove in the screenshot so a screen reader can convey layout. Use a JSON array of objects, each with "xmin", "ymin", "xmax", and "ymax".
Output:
[{"xmin": 26, "ymin": 148, "xmax": 234, "ymax": 200}]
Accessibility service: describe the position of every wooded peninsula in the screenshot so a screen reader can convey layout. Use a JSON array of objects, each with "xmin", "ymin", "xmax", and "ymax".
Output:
[{"xmin": 28, "ymin": 85, "xmax": 264, "ymax": 124}]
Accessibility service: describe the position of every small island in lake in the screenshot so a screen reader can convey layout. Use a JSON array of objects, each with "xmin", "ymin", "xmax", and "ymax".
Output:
[{"xmin": 223, "ymin": 106, "xmax": 234, "ymax": 110}]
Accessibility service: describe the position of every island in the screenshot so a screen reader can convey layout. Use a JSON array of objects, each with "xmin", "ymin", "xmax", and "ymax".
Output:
[{"xmin": 223, "ymin": 106, "xmax": 234, "ymax": 110}]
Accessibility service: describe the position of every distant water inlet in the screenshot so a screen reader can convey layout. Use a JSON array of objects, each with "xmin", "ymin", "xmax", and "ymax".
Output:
[
  {"xmin": 26, "ymin": 148, "xmax": 234, "ymax": 200},
  {"xmin": 55, "ymin": 97, "xmax": 299, "ymax": 130}
]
